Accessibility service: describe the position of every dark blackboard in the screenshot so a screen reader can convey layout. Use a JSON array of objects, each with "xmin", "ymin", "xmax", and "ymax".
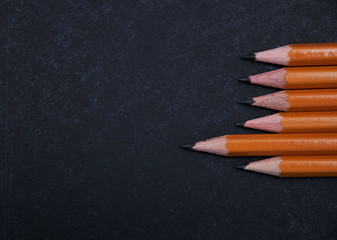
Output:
[{"xmin": 2, "ymin": 1, "xmax": 337, "ymax": 239}]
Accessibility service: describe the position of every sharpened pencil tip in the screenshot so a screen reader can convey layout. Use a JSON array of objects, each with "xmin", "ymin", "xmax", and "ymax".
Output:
[
  {"xmin": 235, "ymin": 122, "xmax": 246, "ymax": 127},
  {"xmin": 181, "ymin": 144, "xmax": 195, "ymax": 150},
  {"xmin": 236, "ymin": 165, "xmax": 247, "ymax": 169},
  {"xmin": 238, "ymin": 77, "xmax": 251, "ymax": 83},
  {"xmin": 241, "ymin": 53, "xmax": 256, "ymax": 61},
  {"xmin": 237, "ymin": 99, "xmax": 255, "ymax": 105}
]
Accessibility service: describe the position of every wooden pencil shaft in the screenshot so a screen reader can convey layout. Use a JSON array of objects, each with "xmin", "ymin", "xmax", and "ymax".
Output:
[
  {"xmin": 243, "ymin": 111, "xmax": 337, "ymax": 133},
  {"xmin": 252, "ymin": 43, "xmax": 337, "ymax": 66},
  {"xmin": 251, "ymin": 88, "xmax": 337, "ymax": 111},
  {"xmin": 244, "ymin": 156, "xmax": 337, "ymax": 177},
  {"xmin": 248, "ymin": 66, "xmax": 337, "ymax": 89},
  {"xmin": 193, "ymin": 133, "xmax": 337, "ymax": 157}
]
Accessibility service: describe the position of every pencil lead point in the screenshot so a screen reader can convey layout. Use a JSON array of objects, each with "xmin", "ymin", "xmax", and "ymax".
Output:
[
  {"xmin": 181, "ymin": 143, "xmax": 195, "ymax": 150},
  {"xmin": 235, "ymin": 122, "xmax": 246, "ymax": 127},
  {"xmin": 237, "ymin": 99, "xmax": 255, "ymax": 105},
  {"xmin": 241, "ymin": 53, "xmax": 256, "ymax": 61},
  {"xmin": 236, "ymin": 165, "xmax": 247, "ymax": 169},
  {"xmin": 238, "ymin": 77, "xmax": 251, "ymax": 83}
]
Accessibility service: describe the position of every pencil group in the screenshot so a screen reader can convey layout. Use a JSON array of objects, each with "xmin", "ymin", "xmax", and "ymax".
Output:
[{"xmin": 183, "ymin": 43, "xmax": 337, "ymax": 177}]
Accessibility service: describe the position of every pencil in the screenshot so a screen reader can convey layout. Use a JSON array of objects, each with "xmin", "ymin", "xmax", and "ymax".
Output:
[
  {"xmin": 237, "ymin": 111, "xmax": 337, "ymax": 133},
  {"xmin": 239, "ymin": 88, "xmax": 337, "ymax": 112},
  {"xmin": 182, "ymin": 133, "xmax": 337, "ymax": 156},
  {"xmin": 242, "ymin": 43, "xmax": 337, "ymax": 66},
  {"xmin": 236, "ymin": 156, "xmax": 337, "ymax": 177},
  {"xmin": 239, "ymin": 66, "xmax": 337, "ymax": 89}
]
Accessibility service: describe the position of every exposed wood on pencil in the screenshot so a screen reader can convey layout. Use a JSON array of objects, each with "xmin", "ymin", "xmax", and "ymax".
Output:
[
  {"xmin": 240, "ymin": 90, "xmax": 289, "ymax": 111},
  {"xmin": 242, "ymin": 43, "xmax": 337, "ymax": 66},
  {"xmin": 242, "ymin": 68, "xmax": 287, "ymax": 88},
  {"xmin": 190, "ymin": 136, "xmax": 229, "ymax": 156},
  {"xmin": 240, "ymin": 66, "xmax": 337, "ymax": 89},
  {"xmin": 241, "ymin": 157, "xmax": 282, "ymax": 176},
  {"xmin": 239, "ymin": 111, "xmax": 337, "ymax": 133},
  {"xmin": 237, "ymin": 156, "xmax": 337, "ymax": 177},
  {"xmin": 240, "ymin": 88, "xmax": 337, "ymax": 111},
  {"xmin": 238, "ymin": 113, "xmax": 283, "ymax": 133},
  {"xmin": 182, "ymin": 133, "xmax": 337, "ymax": 157}
]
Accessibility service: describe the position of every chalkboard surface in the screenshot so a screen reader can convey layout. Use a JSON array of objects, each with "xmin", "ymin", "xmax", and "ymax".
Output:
[{"xmin": 3, "ymin": 1, "xmax": 337, "ymax": 239}]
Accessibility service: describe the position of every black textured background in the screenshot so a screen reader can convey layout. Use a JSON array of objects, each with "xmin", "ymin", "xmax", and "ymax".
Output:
[{"xmin": 2, "ymin": 1, "xmax": 337, "ymax": 239}]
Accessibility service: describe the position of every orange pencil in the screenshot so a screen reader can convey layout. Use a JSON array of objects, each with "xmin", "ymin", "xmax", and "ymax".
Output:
[
  {"xmin": 239, "ymin": 66, "xmax": 337, "ymax": 89},
  {"xmin": 242, "ymin": 43, "xmax": 337, "ymax": 66},
  {"xmin": 237, "ymin": 111, "xmax": 337, "ymax": 133},
  {"xmin": 182, "ymin": 133, "xmax": 337, "ymax": 156},
  {"xmin": 239, "ymin": 88, "xmax": 337, "ymax": 112},
  {"xmin": 237, "ymin": 156, "xmax": 337, "ymax": 177}
]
